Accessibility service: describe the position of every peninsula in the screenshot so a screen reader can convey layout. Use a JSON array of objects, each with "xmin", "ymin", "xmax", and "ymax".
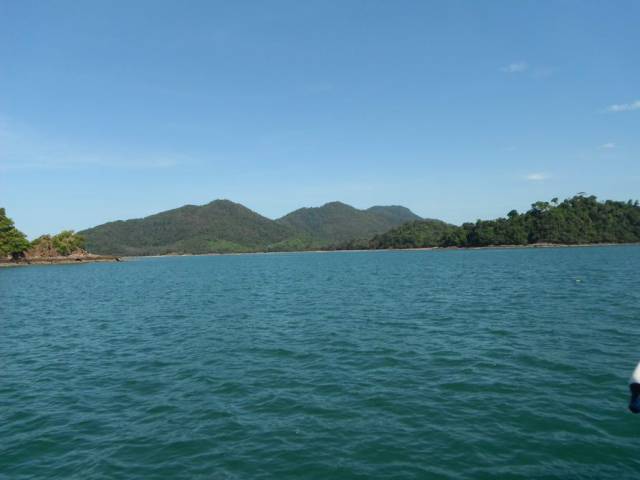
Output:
[{"xmin": 0, "ymin": 209, "xmax": 120, "ymax": 266}]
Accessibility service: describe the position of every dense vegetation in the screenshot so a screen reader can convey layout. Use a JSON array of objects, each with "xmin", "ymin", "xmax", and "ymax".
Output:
[
  {"xmin": 30, "ymin": 231, "xmax": 86, "ymax": 257},
  {"xmin": 367, "ymin": 195, "xmax": 640, "ymax": 249},
  {"xmin": 365, "ymin": 219, "xmax": 459, "ymax": 249},
  {"xmin": 277, "ymin": 202, "xmax": 421, "ymax": 247},
  {"xmin": 80, "ymin": 200, "xmax": 297, "ymax": 256},
  {"xmin": 6, "ymin": 195, "xmax": 638, "ymax": 259},
  {"xmin": 0, "ymin": 208, "xmax": 30, "ymax": 259},
  {"xmin": 1, "ymin": 208, "xmax": 86, "ymax": 259},
  {"xmin": 80, "ymin": 200, "xmax": 422, "ymax": 255}
]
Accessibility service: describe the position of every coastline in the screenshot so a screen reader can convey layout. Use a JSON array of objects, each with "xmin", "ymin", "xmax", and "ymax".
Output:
[
  {"xmin": 4, "ymin": 242, "xmax": 635, "ymax": 266},
  {"xmin": 121, "ymin": 241, "xmax": 640, "ymax": 260},
  {"xmin": 0, "ymin": 255, "xmax": 122, "ymax": 268}
]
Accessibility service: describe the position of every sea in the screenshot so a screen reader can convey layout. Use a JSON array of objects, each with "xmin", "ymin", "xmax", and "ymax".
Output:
[{"xmin": 2, "ymin": 246, "xmax": 639, "ymax": 479}]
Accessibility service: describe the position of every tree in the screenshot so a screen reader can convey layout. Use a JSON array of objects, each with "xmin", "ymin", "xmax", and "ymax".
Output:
[
  {"xmin": 0, "ymin": 208, "xmax": 30, "ymax": 259},
  {"xmin": 52, "ymin": 230, "xmax": 86, "ymax": 256},
  {"xmin": 365, "ymin": 194, "xmax": 640, "ymax": 249},
  {"xmin": 531, "ymin": 201, "xmax": 550, "ymax": 213}
]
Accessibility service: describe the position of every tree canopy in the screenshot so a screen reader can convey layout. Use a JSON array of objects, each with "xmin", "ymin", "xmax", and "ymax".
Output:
[
  {"xmin": 1, "ymin": 208, "xmax": 87, "ymax": 260},
  {"xmin": 0, "ymin": 208, "xmax": 30, "ymax": 259},
  {"xmin": 367, "ymin": 195, "xmax": 640, "ymax": 249},
  {"xmin": 30, "ymin": 231, "xmax": 86, "ymax": 257}
]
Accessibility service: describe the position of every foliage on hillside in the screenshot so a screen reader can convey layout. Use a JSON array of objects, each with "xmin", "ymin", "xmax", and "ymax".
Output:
[
  {"xmin": 29, "ymin": 231, "xmax": 86, "ymax": 257},
  {"xmin": 80, "ymin": 200, "xmax": 423, "ymax": 255},
  {"xmin": 276, "ymin": 202, "xmax": 421, "ymax": 245},
  {"xmin": 80, "ymin": 199, "xmax": 299, "ymax": 256},
  {"xmin": 1, "ymin": 208, "xmax": 87, "ymax": 259},
  {"xmin": 367, "ymin": 219, "xmax": 458, "ymax": 249},
  {"xmin": 368, "ymin": 195, "xmax": 640, "ymax": 249},
  {"xmin": 365, "ymin": 205, "xmax": 423, "ymax": 225},
  {"xmin": 0, "ymin": 208, "xmax": 30, "ymax": 259},
  {"xmin": 9, "ymin": 195, "xmax": 636, "ymax": 259}
]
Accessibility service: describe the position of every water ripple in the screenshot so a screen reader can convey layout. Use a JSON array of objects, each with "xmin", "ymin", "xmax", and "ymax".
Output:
[{"xmin": 1, "ymin": 247, "xmax": 640, "ymax": 478}]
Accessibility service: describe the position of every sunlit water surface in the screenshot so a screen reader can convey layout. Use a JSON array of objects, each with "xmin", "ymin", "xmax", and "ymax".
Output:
[{"xmin": 2, "ymin": 247, "xmax": 640, "ymax": 478}]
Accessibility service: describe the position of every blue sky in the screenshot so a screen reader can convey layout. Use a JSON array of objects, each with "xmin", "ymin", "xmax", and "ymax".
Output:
[{"xmin": 1, "ymin": 0, "xmax": 638, "ymax": 238}]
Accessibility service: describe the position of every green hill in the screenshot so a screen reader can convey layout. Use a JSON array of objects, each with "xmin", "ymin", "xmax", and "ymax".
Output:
[
  {"xmin": 365, "ymin": 205, "xmax": 423, "ymax": 225},
  {"xmin": 86, "ymin": 195, "xmax": 640, "ymax": 255},
  {"xmin": 80, "ymin": 200, "xmax": 424, "ymax": 255},
  {"xmin": 80, "ymin": 200, "xmax": 298, "ymax": 256},
  {"xmin": 367, "ymin": 195, "xmax": 640, "ymax": 249},
  {"xmin": 276, "ymin": 202, "xmax": 421, "ymax": 246},
  {"xmin": 12, "ymin": 195, "xmax": 640, "ymax": 257}
]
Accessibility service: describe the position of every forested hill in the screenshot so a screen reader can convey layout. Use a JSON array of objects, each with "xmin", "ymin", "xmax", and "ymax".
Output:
[
  {"xmin": 276, "ymin": 202, "xmax": 421, "ymax": 245},
  {"xmin": 80, "ymin": 200, "xmax": 424, "ymax": 255},
  {"xmin": 366, "ymin": 195, "xmax": 640, "ymax": 249},
  {"xmin": 80, "ymin": 200, "xmax": 297, "ymax": 256},
  {"xmin": 6, "ymin": 195, "xmax": 639, "ymax": 258}
]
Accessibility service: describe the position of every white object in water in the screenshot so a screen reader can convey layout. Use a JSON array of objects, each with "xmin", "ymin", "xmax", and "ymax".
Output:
[
  {"xmin": 629, "ymin": 361, "xmax": 640, "ymax": 413},
  {"xmin": 631, "ymin": 362, "xmax": 640, "ymax": 385}
]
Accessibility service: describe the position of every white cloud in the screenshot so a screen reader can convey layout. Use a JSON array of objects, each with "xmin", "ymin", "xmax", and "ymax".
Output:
[
  {"xmin": 525, "ymin": 173, "xmax": 548, "ymax": 181},
  {"xmin": 501, "ymin": 62, "xmax": 528, "ymax": 73},
  {"xmin": 606, "ymin": 100, "xmax": 640, "ymax": 112},
  {"xmin": 600, "ymin": 142, "xmax": 616, "ymax": 149}
]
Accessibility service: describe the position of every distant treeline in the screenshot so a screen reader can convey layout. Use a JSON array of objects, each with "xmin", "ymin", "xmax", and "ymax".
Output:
[{"xmin": 337, "ymin": 195, "xmax": 640, "ymax": 250}]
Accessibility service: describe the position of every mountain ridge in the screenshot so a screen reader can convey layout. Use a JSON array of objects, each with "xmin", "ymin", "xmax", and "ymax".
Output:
[
  {"xmin": 80, "ymin": 199, "xmax": 423, "ymax": 255},
  {"xmin": 276, "ymin": 201, "xmax": 421, "ymax": 245}
]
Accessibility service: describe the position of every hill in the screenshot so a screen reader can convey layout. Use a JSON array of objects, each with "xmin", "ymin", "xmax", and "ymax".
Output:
[
  {"xmin": 80, "ymin": 200, "xmax": 424, "ymax": 255},
  {"xmin": 276, "ymin": 202, "xmax": 421, "ymax": 246},
  {"xmin": 367, "ymin": 195, "xmax": 640, "ymax": 249},
  {"xmin": 365, "ymin": 205, "xmax": 423, "ymax": 225},
  {"xmin": 80, "ymin": 200, "xmax": 298, "ymax": 256},
  {"xmin": 8, "ymin": 195, "xmax": 640, "ymax": 258}
]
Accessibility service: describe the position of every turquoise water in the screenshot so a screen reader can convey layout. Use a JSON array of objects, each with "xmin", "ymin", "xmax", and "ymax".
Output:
[{"xmin": 2, "ymin": 246, "xmax": 640, "ymax": 479}]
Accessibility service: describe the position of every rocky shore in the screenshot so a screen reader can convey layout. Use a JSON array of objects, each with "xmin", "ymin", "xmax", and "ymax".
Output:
[{"xmin": 0, "ymin": 253, "xmax": 121, "ymax": 267}]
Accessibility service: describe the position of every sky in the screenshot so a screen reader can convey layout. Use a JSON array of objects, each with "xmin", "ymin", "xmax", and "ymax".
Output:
[{"xmin": 1, "ymin": 0, "xmax": 639, "ymax": 238}]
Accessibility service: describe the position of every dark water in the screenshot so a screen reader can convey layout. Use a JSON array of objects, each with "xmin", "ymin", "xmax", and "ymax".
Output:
[{"xmin": 2, "ymin": 247, "xmax": 640, "ymax": 479}]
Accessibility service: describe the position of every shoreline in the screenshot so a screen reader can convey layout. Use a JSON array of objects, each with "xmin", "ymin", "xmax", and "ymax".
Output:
[
  {"xmin": 0, "ymin": 255, "xmax": 122, "ymax": 268},
  {"xmin": 3, "ymin": 242, "xmax": 636, "ymax": 266},
  {"xmin": 122, "ymin": 241, "xmax": 640, "ymax": 260}
]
